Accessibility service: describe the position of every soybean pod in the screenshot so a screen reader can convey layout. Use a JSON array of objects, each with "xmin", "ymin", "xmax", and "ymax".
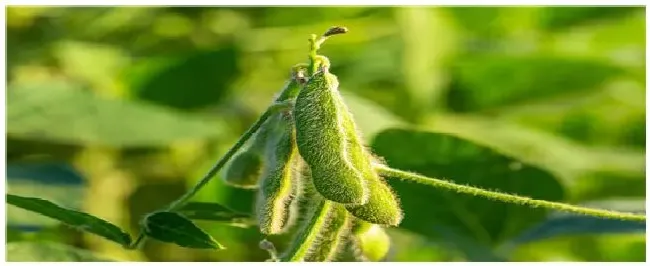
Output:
[
  {"xmin": 320, "ymin": 72, "xmax": 402, "ymax": 226},
  {"xmin": 280, "ymin": 199, "xmax": 351, "ymax": 262},
  {"xmin": 222, "ymin": 64, "xmax": 307, "ymax": 189},
  {"xmin": 351, "ymin": 221, "xmax": 391, "ymax": 262},
  {"xmin": 293, "ymin": 69, "xmax": 368, "ymax": 205},
  {"xmin": 255, "ymin": 113, "xmax": 302, "ymax": 235}
]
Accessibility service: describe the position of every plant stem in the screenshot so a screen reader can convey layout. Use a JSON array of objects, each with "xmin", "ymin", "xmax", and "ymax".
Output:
[
  {"xmin": 376, "ymin": 165, "xmax": 646, "ymax": 222},
  {"xmin": 307, "ymin": 34, "xmax": 319, "ymax": 76},
  {"xmin": 127, "ymin": 101, "xmax": 291, "ymax": 250}
]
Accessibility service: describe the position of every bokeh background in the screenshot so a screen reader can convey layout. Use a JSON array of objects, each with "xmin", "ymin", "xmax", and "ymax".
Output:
[{"xmin": 5, "ymin": 6, "xmax": 646, "ymax": 262}]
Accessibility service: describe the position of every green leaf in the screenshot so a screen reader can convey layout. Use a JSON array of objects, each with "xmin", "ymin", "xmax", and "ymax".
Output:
[
  {"xmin": 504, "ymin": 215, "xmax": 645, "ymax": 250},
  {"xmin": 446, "ymin": 55, "xmax": 622, "ymax": 112},
  {"xmin": 500, "ymin": 199, "xmax": 645, "ymax": 255},
  {"xmin": 372, "ymin": 128, "xmax": 565, "ymax": 259},
  {"xmin": 128, "ymin": 48, "xmax": 239, "ymax": 110},
  {"xmin": 539, "ymin": 7, "xmax": 642, "ymax": 31},
  {"xmin": 7, "ymin": 162, "xmax": 86, "ymax": 228},
  {"xmin": 7, "ymin": 81, "xmax": 224, "ymax": 147},
  {"xmin": 427, "ymin": 114, "xmax": 645, "ymax": 183},
  {"xmin": 340, "ymin": 91, "xmax": 406, "ymax": 139},
  {"xmin": 430, "ymin": 225, "xmax": 505, "ymax": 261},
  {"xmin": 7, "ymin": 241, "xmax": 115, "ymax": 262},
  {"xmin": 177, "ymin": 202, "xmax": 254, "ymax": 227},
  {"xmin": 144, "ymin": 211, "xmax": 224, "ymax": 249},
  {"xmin": 6, "ymin": 194, "xmax": 132, "ymax": 246},
  {"xmin": 571, "ymin": 170, "xmax": 646, "ymax": 202}
]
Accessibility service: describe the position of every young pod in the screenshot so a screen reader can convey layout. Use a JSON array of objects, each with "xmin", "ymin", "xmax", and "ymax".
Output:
[
  {"xmin": 344, "ymin": 176, "xmax": 402, "ymax": 226},
  {"xmin": 303, "ymin": 204, "xmax": 351, "ymax": 262},
  {"xmin": 222, "ymin": 114, "xmax": 275, "ymax": 189},
  {"xmin": 222, "ymin": 64, "xmax": 307, "ymax": 189},
  {"xmin": 293, "ymin": 70, "xmax": 368, "ymax": 205},
  {"xmin": 222, "ymin": 150, "xmax": 263, "ymax": 189},
  {"xmin": 255, "ymin": 113, "xmax": 302, "ymax": 235},
  {"xmin": 323, "ymin": 74, "xmax": 403, "ymax": 226},
  {"xmin": 280, "ymin": 199, "xmax": 351, "ymax": 262},
  {"xmin": 353, "ymin": 222, "xmax": 391, "ymax": 262}
]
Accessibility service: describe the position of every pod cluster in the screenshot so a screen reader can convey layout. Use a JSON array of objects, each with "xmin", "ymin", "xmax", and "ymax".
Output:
[{"xmin": 222, "ymin": 60, "xmax": 401, "ymax": 262}]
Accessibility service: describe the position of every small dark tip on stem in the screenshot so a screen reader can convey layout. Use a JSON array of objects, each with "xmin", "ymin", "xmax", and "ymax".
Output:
[{"xmin": 323, "ymin": 26, "xmax": 349, "ymax": 37}]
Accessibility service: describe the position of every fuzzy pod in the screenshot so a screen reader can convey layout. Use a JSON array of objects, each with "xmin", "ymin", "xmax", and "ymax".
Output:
[
  {"xmin": 350, "ymin": 218, "xmax": 373, "ymax": 235},
  {"xmin": 293, "ymin": 70, "xmax": 368, "ymax": 205},
  {"xmin": 326, "ymin": 76, "xmax": 402, "ymax": 225},
  {"xmin": 344, "ymin": 178, "xmax": 402, "ymax": 226},
  {"xmin": 221, "ymin": 116, "xmax": 275, "ymax": 188},
  {"xmin": 255, "ymin": 113, "xmax": 302, "ymax": 235},
  {"xmin": 222, "ymin": 151, "xmax": 263, "ymax": 189},
  {"xmin": 280, "ymin": 199, "xmax": 351, "ymax": 262},
  {"xmin": 354, "ymin": 223, "xmax": 391, "ymax": 262},
  {"xmin": 303, "ymin": 204, "xmax": 352, "ymax": 262}
]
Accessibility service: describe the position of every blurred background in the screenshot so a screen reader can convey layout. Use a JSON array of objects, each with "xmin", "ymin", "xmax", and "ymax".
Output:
[{"xmin": 5, "ymin": 6, "xmax": 646, "ymax": 262}]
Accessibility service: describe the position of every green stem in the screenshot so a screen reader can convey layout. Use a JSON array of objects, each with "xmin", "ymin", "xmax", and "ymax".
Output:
[
  {"xmin": 307, "ymin": 34, "xmax": 319, "ymax": 76},
  {"xmin": 376, "ymin": 165, "xmax": 646, "ymax": 222},
  {"xmin": 127, "ymin": 101, "xmax": 292, "ymax": 250},
  {"xmin": 307, "ymin": 26, "xmax": 348, "ymax": 76}
]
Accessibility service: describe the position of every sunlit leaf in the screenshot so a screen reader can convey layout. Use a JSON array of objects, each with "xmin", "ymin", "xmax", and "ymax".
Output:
[
  {"xmin": 178, "ymin": 202, "xmax": 254, "ymax": 227},
  {"xmin": 144, "ymin": 211, "xmax": 224, "ymax": 249},
  {"xmin": 7, "ymin": 162, "xmax": 85, "ymax": 228},
  {"xmin": 7, "ymin": 81, "xmax": 224, "ymax": 147},
  {"xmin": 372, "ymin": 128, "xmax": 565, "ymax": 261},
  {"xmin": 446, "ymin": 55, "xmax": 622, "ymax": 112},
  {"xmin": 6, "ymin": 194, "xmax": 132, "ymax": 246}
]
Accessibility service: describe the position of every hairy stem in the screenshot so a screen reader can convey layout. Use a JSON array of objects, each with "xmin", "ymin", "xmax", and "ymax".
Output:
[
  {"xmin": 376, "ymin": 165, "xmax": 646, "ymax": 222},
  {"xmin": 127, "ymin": 101, "xmax": 292, "ymax": 249}
]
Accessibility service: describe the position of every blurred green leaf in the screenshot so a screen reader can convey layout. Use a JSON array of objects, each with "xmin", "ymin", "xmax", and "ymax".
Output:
[
  {"xmin": 372, "ymin": 128, "xmax": 564, "ymax": 259},
  {"xmin": 502, "ymin": 200, "xmax": 645, "ymax": 261},
  {"xmin": 7, "ymin": 81, "xmax": 223, "ymax": 147},
  {"xmin": 570, "ymin": 170, "xmax": 646, "ymax": 202},
  {"xmin": 144, "ymin": 211, "xmax": 224, "ymax": 249},
  {"xmin": 54, "ymin": 41, "xmax": 129, "ymax": 92},
  {"xmin": 427, "ymin": 114, "xmax": 645, "ymax": 180},
  {"xmin": 6, "ymin": 194, "xmax": 132, "ymax": 246},
  {"xmin": 341, "ymin": 91, "xmax": 406, "ymax": 139},
  {"xmin": 7, "ymin": 227, "xmax": 27, "ymax": 243},
  {"xmin": 446, "ymin": 55, "xmax": 622, "ymax": 112},
  {"xmin": 7, "ymin": 242, "xmax": 115, "ymax": 262},
  {"xmin": 539, "ymin": 7, "xmax": 642, "ymax": 31},
  {"xmin": 178, "ymin": 202, "xmax": 254, "ymax": 227},
  {"xmin": 446, "ymin": 7, "xmax": 504, "ymax": 38},
  {"xmin": 129, "ymin": 48, "xmax": 239, "ymax": 110},
  {"xmin": 503, "ymin": 215, "xmax": 645, "ymax": 251},
  {"xmin": 7, "ymin": 162, "xmax": 84, "ymax": 185},
  {"xmin": 7, "ymin": 162, "xmax": 85, "ymax": 228},
  {"xmin": 429, "ymin": 226, "xmax": 504, "ymax": 261}
]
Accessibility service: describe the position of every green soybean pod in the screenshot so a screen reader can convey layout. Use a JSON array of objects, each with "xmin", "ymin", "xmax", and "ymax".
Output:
[
  {"xmin": 345, "ymin": 177, "xmax": 402, "ymax": 226},
  {"xmin": 222, "ymin": 151, "xmax": 263, "ymax": 189},
  {"xmin": 293, "ymin": 70, "xmax": 368, "ymax": 205},
  {"xmin": 280, "ymin": 199, "xmax": 351, "ymax": 262},
  {"xmin": 354, "ymin": 222, "xmax": 391, "ymax": 262},
  {"xmin": 223, "ymin": 62, "xmax": 308, "ymax": 189},
  {"xmin": 255, "ymin": 113, "xmax": 301, "ymax": 235},
  {"xmin": 303, "ymin": 204, "xmax": 351, "ymax": 262},
  {"xmin": 322, "ymin": 73, "xmax": 402, "ymax": 226}
]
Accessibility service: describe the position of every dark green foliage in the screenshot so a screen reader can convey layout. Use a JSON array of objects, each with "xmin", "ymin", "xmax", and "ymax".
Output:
[
  {"xmin": 144, "ymin": 211, "xmax": 223, "ymax": 249},
  {"xmin": 6, "ymin": 194, "xmax": 132, "ymax": 246}
]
